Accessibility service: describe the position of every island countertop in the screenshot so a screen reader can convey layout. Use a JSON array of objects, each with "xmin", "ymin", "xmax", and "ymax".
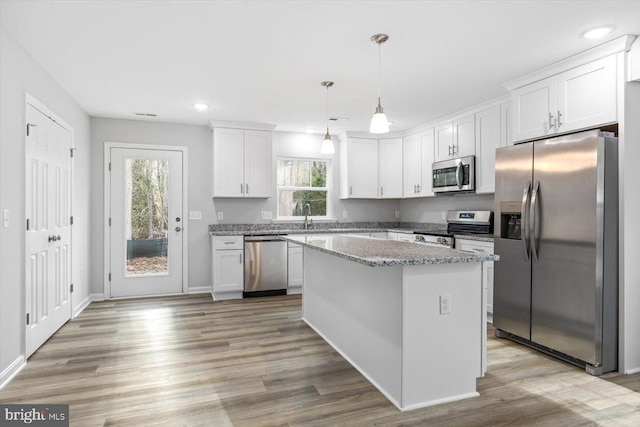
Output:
[{"xmin": 282, "ymin": 234, "xmax": 498, "ymax": 267}]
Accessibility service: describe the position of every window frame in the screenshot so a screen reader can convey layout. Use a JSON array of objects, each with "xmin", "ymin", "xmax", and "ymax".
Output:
[{"xmin": 276, "ymin": 156, "xmax": 331, "ymax": 220}]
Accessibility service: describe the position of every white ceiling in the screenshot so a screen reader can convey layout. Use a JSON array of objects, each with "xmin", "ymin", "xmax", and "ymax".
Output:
[{"xmin": 2, "ymin": 1, "xmax": 639, "ymax": 134}]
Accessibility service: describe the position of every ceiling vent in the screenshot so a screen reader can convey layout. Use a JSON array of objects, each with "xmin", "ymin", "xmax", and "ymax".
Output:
[{"xmin": 134, "ymin": 112, "xmax": 157, "ymax": 117}]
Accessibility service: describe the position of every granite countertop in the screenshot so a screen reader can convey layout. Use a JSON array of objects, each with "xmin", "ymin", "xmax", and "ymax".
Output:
[{"xmin": 282, "ymin": 234, "xmax": 499, "ymax": 268}]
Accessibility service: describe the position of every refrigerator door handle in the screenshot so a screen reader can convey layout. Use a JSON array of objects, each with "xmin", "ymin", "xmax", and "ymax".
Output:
[
  {"xmin": 530, "ymin": 180, "xmax": 540, "ymax": 263},
  {"xmin": 521, "ymin": 181, "xmax": 531, "ymax": 261},
  {"xmin": 455, "ymin": 161, "xmax": 463, "ymax": 189}
]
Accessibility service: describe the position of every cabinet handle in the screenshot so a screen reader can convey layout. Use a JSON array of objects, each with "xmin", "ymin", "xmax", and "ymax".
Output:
[
  {"xmin": 381, "ymin": 186, "xmax": 384, "ymax": 196},
  {"xmin": 239, "ymin": 253, "xmax": 242, "ymax": 263},
  {"xmin": 246, "ymin": 184, "xmax": 249, "ymax": 194},
  {"xmin": 224, "ymin": 241, "xmax": 235, "ymax": 245},
  {"xmin": 349, "ymin": 186, "xmax": 353, "ymax": 196},
  {"xmin": 557, "ymin": 110, "xmax": 563, "ymax": 128},
  {"xmin": 448, "ymin": 145, "xmax": 452, "ymax": 156},
  {"xmin": 548, "ymin": 112, "xmax": 555, "ymax": 130},
  {"xmin": 417, "ymin": 184, "xmax": 421, "ymax": 193},
  {"xmin": 453, "ymin": 145, "xmax": 458, "ymax": 156},
  {"xmin": 413, "ymin": 184, "xmax": 417, "ymax": 194},
  {"xmin": 240, "ymin": 183, "xmax": 244, "ymax": 194}
]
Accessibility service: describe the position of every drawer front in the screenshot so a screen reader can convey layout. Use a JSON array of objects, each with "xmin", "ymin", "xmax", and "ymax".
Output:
[
  {"xmin": 214, "ymin": 236, "xmax": 244, "ymax": 250},
  {"xmin": 457, "ymin": 240, "xmax": 494, "ymax": 254}
]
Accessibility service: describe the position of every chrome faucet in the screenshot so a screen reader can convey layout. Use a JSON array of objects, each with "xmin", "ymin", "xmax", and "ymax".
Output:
[{"xmin": 304, "ymin": 203, "xmax": 313, "ymax": 230}]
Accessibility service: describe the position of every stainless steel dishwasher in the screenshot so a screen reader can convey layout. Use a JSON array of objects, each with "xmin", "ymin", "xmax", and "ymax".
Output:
[{"xmin": 244, "ymin": 235, "xmax": 288, "ymax": 297}]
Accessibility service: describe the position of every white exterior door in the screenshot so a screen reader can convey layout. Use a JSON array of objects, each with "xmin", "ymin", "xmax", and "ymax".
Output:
[
  {"xmin": 25, "ymin": 103, "xmax": 72, "ymax": 357},
  {"xmin": 109, "ymin": 147, "xmax": 184, "ymax": 298}
]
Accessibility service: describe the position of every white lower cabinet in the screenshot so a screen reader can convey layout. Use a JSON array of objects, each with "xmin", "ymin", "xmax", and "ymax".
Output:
[
  {"xmin": 211, "ymin": 236, "xmax": 244, "ymax": 300},
  {"xmin": 287, "ymin": 243, "xmax": 303, "ymax": 295}
]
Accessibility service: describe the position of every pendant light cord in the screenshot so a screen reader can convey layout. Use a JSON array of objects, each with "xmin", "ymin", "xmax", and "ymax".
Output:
[
  {"xmin": 377, "ymin": 42, "xmax": 382, "ymax": 101},
  {"xmin": 326, "ymin": 84, "xmax": 330, "ymax": 132}
]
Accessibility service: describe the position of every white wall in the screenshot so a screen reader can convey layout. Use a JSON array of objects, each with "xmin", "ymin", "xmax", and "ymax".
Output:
[
  {"xmin": 399, "ymin": 194, "xmax": 494, "ymax": 224},
  {"xmin": 90, "ymin": 118, "xmax": 213, "ymax": 295},
  {"xmin": 0, "ymin": 26, "xmax": 91, "ymax": 386}
]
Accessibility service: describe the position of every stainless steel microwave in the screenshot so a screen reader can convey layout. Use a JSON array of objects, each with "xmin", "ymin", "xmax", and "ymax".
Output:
[{"xmin": 432, "ymin": 155, "xmax": 475, "ymax": 193}]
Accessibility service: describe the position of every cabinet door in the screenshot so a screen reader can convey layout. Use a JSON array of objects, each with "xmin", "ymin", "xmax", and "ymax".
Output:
[
  {"xmin": 347, "ymin": 138, "xmax": 378, "ymax": 198},
  {"xmin": 287, "ymin": 245, "xmax": 303, "ymax": 288},
  {"xmin": 434, "ymin": 121, "xmax": 454, "ymax": 161},
  {"xmin": 213, "ymin": 249, "xmax": 244, "ymax": 293},
  {"xmin": 500, "ymin": 101, "xmax": 512, "ymax": 147},
  {"xmin": 378, "ymin": 138, "xmax": 403, "ymax": 198},
  {"xmin": 453, "ymin": 113, "xmax": 475, "ymax": 158},
  {"xmin": 402, "ymin": 133, "xmax": 421, "ymax": 198},
  {"xmin": 557, "ymin": 55, "xmax": 617, "ymax": 133},
  {"xmin": 244, "ymin": 130, "xmax": 272, "ymax": 198},
  {"xmin": 511, "ymin": 76, "xmax": 557, "ymax": 142},
  {"xmin": 475, "ymin": 106, "xmax": 501, "ymax": 194},
  {"xmin": 212, "ymin": 128, "xmax": 245, "ymax": 197},
  {"xmin": 419, "ymin": 128, "xmax": 435, "ymax": 197}
]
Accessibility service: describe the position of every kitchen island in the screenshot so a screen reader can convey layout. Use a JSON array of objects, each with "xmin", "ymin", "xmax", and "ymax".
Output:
[{"xmin": 281, "ymin": 234, "xmax": 498, "ymax": 411}]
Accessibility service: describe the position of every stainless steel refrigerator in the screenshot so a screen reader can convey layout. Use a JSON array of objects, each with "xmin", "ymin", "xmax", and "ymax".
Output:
[{"xmin": 493, "ymin": 129, "xmax": 618, "ymax": 375}]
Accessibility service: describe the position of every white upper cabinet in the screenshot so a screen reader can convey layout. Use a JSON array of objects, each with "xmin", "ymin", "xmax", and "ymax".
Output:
[
  {"xmin": 453, "ymin": 113, "xmax": 476, "ymax": 158},
  {"xmin": 434, "ymin": 122, "xmax": 454, "ymax": 161},
  {"xmin": 378, "ymin": 138, "xmax": 403, "ymax": 198},
  {"xmin": 475, "ymin": 105, "xmax": 502, "ymax": 194},
  {"xmin": 435, "ymin": 113, "xmax": 475, "ymax": 161},
  {"xmin": 211, "ymin": 125, "xmax": 273, "ymax": 198},
  {"xmin": 340, "ymin": 137, "xmax": 378, "ymax": 199},
  {"xmin": 556, "ymin": 55, "xmax": 617, "ymax": 133},
  {"xmin": 340, "ymin": 135, "xmax": 402, "ymax": 199},
  {"xmin": 511, "ymin": 55, "xmax": 617, "ymax": 143},
  {"xmin": 403, "ymin": 128, "xmax": 435, "ymax": 198}
]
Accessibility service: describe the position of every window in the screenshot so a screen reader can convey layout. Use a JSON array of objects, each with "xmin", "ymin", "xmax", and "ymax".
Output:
[{"xmin": 277, "ymin": 158, "xmax": 330, "ymax": 219}]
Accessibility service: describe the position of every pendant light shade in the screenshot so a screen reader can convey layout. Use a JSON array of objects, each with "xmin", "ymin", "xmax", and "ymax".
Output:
[
  {"xmin": 320, "ymin": 81, "xmax": 335, "ymax": 154},
  {"xmin": 369, "ymin": 33, "xmax": 390, "ymax": 134}
]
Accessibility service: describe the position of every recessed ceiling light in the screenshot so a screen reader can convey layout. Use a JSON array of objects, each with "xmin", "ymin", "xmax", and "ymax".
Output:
[
  {"xmin": 583, "ymin": 26, "xmax": 613, "ymax": 40},
  {"xmin": 193, "ymin": 103, "xmax": 209, "ymax": 111}
]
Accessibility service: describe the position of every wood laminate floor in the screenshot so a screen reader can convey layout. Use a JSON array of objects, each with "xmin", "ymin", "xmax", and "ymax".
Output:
[{"xmin": 1, "ymin": 294, "xmax": 639, "ymax": 426}]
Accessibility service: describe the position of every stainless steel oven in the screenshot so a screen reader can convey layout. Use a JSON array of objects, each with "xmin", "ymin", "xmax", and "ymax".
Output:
[{"xmin": 432, "ymin": 155, "xmax": 475, "ymax": 193}]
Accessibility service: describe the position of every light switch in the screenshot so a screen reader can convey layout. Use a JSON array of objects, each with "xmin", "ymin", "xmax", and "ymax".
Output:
[
  {"xmin": 189, "ymin": 211, "xmax": 202, "ymax": 220},
  {"xmin": 261, "ymin": 211, "xmax": 272, "ymax": 220},
  {"xmin": 2, "ymin": 210, "xmax": 8, "ymax": 228}
]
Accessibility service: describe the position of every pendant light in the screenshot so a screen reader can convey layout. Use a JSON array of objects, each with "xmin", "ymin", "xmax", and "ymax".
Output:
[
  {"xmin": 369, "ymin": 33, "xmax": 390, "ymax": 134},
  {"xmin": 320, "ymin": 81, "xmax": 335, "ymax": 154}
]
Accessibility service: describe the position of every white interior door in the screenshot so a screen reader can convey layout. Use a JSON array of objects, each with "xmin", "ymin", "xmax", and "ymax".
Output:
[
  {"xmin": 25, "ymin": 103, "xmax": 72, "ymax": 357},
  {"xmin": 109, "ymin": 147, "xmax": 184, "ymax": 298}
]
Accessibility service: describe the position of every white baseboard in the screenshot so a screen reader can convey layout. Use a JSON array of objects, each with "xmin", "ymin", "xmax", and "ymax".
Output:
[
  {"xmin": 73, "ymin": 295, "xmax": 92, "ymax": 318},
  {"xmin": 624, "ymin": 366, "xmax": 640, "ymax": 375},
  {"xmin": 0, "ymin": 355, "xmax": 26, "ymax": 391},
  {"xmin": 90, "ymin": 293, "xmax": 105, "ymax": 302},
  {"xmin": 188, "ymin": 286, "xmax": 212, "ymax": 294},
  {"xmin": 287, "ymin": 287, "xmax": 302, "ymax": 295}
]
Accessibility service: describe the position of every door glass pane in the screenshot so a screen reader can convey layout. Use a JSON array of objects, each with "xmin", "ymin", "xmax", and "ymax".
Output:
[{"xmin": 125, "ymin": 159, "xmax": 169, "ymax": 276}]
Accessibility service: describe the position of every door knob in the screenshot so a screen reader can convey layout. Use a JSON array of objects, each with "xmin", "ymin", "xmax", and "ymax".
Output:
[{"xmin": 175, "ymin": 226, "xmax": 182, "ymax": 232}]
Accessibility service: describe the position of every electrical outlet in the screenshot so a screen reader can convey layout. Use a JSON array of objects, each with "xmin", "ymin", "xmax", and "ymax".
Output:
[
  {"xmin": 261, "ymin": 211, "xmax": 272, "ymax": 220},
  {"xmin": 189, "ymin": 211, "xmax": 202, "ymax": 220},
  {"xmin": 217, "ymin": 212, "xmax": 224, "ymax": 221},
  {"xmin": 440, "ymin": 294, "xmax": 451, "ymax": 315},
  {"xmin": 342, "ymin": 210, "xmax": 348, "ymax": 219},
  {"xmin": 2, "ymin": 210, "xmax": 8, "ymax": 228},
  {"xmin": 395, "ymin": 211, "xmax": 400, "ymax": 219},
  {"xmin": 442, "ymin": 211, "xmax": 447, "ymax": 220}
]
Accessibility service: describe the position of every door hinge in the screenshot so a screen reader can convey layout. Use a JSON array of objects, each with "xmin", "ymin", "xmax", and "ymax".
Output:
[
  {"xmin": 26, "ymin": 218, "xmax": 30, "ymax": 231},
  {"xmin": 108, "ymin": 273, "xmax": 111, "ymax": 282},
  {"xmin": 70, "ymin": 283, "xmax": 74, "ymax": 293},
  {"xmin": 70, "ymin": 215, "xmax": 74, "ymax": 225},
  {"xmin": 70, "ymin": 148, "xmax": 76, "ymax": 158},
  {"xmin": 26, "ymin": 313, "xmax": 30, "ymax": 325}
]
